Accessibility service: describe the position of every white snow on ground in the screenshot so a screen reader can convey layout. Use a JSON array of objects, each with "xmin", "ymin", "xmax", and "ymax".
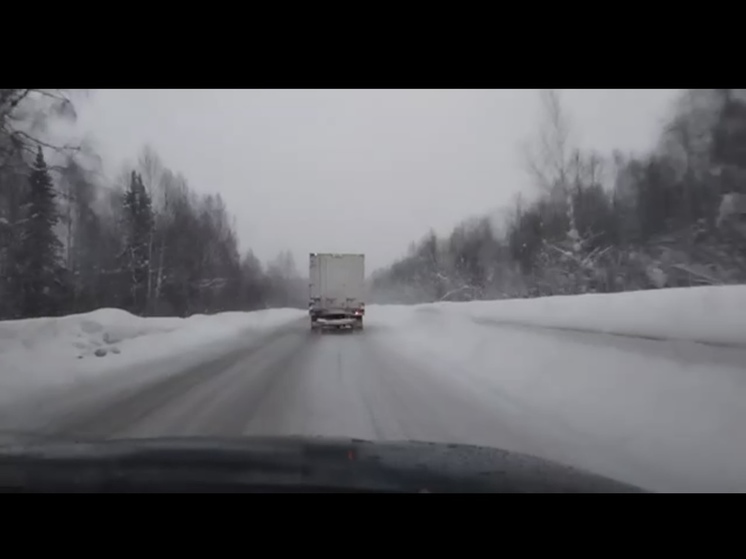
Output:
[
  {"xmin": 367, "ymin": 289, "xmax": 746, "ymax": 492},
  {"xmin": 0, "ymin": 307, "xmax": 304, "ymax": 405},
  {"xmin": 3, "ymin": 287, "xmax": 746, "ymax": 491},
  {"xmin": 427, "ymin": 285, "xmax": 746, "ymax": 346}
]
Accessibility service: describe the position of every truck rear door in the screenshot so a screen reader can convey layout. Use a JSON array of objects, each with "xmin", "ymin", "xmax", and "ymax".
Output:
[{"xmin": 310, "ymin": 254, "xmax": 364, "ymax": 311}]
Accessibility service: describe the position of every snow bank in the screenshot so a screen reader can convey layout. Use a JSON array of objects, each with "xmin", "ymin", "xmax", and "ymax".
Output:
[
  {"xmin": 0, "ymin": 307, "xmax": 304, "ymax": 404},
  {"xmin": 422, "ymin": 286, "xmax": 746, "ymax": 347},
  {"xmin": 369, "ymin": 301, "xmax": 746, "ymax": 492}
]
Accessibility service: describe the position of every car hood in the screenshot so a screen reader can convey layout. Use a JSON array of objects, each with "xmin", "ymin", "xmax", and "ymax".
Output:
[{"xmin": 0, "ymin": 433, "xmax": 646, "ymax": 492}]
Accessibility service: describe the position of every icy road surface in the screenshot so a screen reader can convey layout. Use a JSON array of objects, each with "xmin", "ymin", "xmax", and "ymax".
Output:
[{"xmin": 3, "ymin": 304, "xmax": 746, "ymax": 493}]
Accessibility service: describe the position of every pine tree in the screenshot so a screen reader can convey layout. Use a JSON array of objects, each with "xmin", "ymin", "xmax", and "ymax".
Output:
[
  {"xmin": 122, "ymin": 170, "xmax": 153, "ymax": 314},
  {"xmin": 17, "ymin": 147, "xmax": 64, "ymax": 317}
]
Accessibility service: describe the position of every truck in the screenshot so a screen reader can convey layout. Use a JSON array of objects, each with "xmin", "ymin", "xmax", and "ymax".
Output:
[{"xmin": 309, "ymin": 253, "xmax": 365, "ymax": 332}]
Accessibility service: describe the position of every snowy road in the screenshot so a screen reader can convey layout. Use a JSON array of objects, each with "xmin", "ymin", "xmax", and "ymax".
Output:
[
  {"xmin": 3, "ymin": 305, "xmax": 746, "ymax": 493},
  {"xmin": 4, "ymin": 319, "xmax": 539, "ymax": 447}
]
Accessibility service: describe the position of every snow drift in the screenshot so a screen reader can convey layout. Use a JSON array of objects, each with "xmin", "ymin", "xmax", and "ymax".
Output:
[
  {"xmin": 0, "ymin": 307, "xmax": 304, "ymax": 404},
  {"xmin": 367, "ymin": 288, "xmax": 746, "ymax": 492},
  {"xmin": 417, "ymin": 285, "xmax": 746, "ymax": 347}
]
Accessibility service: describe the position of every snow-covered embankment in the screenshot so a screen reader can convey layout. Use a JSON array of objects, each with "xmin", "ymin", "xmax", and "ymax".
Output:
[
  {"xmin": 0, "ymin": 308, "xmax": 304, "ymax": 404},
  {"xmin": 369, "ymin": 285, "xmax": 746, "ymax": 491},
  {"xmin": 426, "ymin": 285, "xmax": 746, "ymax": 346}
]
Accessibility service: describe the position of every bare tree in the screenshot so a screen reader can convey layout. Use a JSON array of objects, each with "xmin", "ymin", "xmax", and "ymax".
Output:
[
  {"xmin": 523, "ymin": 89, "xmax": 573, "ymax": 194},
  {"xmin": 522, "ymin": 89, "xmax": 583, "ymax": 253},
  {"xmin": 0, "ymin": 89, "xmax": 87, "ymax": 170}
]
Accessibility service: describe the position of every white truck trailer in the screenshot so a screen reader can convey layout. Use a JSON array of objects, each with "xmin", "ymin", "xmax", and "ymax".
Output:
[{"xmin": 309, "ymin": 253, "xmax": 365, "ymax": 332}]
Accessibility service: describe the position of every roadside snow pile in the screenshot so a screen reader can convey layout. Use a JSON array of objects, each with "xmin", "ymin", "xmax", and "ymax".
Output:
[
  {"xmin": 424, "ymin": 285, "xmax": 746, "ymax": 346},
  {"xmin": 0, "ymin": 308, "xmax": 179, "ymax": 361},
  {"xmin": 0, "ymin": 307, "xmax": 304, "ymax": 403},
  {"xmin": 369, "ymin": 304, "xmax": 746, "ymax": 492}
]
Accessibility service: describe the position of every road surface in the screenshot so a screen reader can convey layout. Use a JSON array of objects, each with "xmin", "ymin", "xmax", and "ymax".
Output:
[
  {"xmin": 2, "ymin": 314, "xmax": 746, "ymax": 492},
  {"xmin": 4, "ymin": 319, "xmax": 543, "ymax": 446}
]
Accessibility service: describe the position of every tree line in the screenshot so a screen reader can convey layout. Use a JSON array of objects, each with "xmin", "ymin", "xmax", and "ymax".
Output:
[
  {"xmin": 372, "ymin": 89, "xmax": 746, "ymax": 303},
  {"xmin": 0, "ymin": 89, "xmax": 305, "ymax": 320},
  {"xmin": 6, "ymin": 89, "xmax": 745, "ymax": 319}
]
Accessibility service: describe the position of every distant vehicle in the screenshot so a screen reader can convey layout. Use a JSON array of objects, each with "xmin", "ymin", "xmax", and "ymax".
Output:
[
  {"xmin": 0, "ymin": 434, "xmax": 646, "ymax": 493},
  {"xmin": 309, "ymin": 253, "xmax": 365, "ymax": 332}
]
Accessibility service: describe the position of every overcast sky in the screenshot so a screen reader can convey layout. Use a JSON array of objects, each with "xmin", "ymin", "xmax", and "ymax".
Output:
[{"xmin": 68, "ymin": 89, "xmax": 678, "ymax": 272}]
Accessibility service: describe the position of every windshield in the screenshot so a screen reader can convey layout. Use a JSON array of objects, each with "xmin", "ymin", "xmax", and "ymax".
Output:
[{"xmin": 0, "ymin": 89, "xmax": 744, "ymax": 493}]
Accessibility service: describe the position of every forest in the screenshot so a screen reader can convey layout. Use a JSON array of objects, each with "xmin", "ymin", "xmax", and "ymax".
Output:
[
  {"xmin": 372, "ymin": 89, "xmax": 746, "ymax": 303},
  {"xmin": 4, "ymin": 89, "xmax": 746, "ymax": 320},
  {"xmin": 0, "ymin": 89, "xmax": 305, "ymax": 319}
]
